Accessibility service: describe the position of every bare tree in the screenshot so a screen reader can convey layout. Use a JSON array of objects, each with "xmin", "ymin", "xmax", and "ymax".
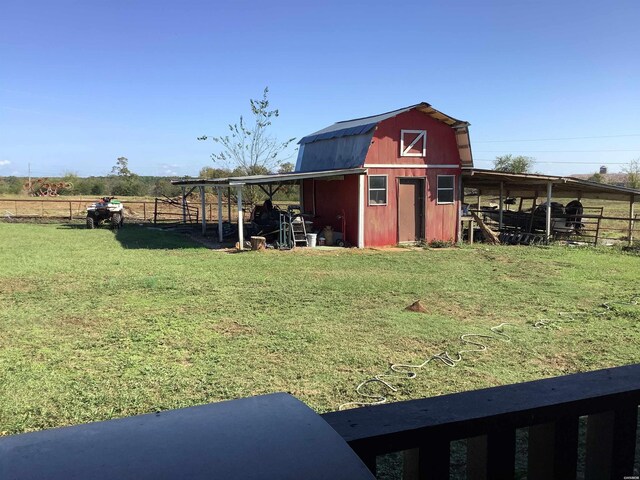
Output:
[{"xmin": 198, "ymin": 87, "xmax": 295, "ymax": 175}]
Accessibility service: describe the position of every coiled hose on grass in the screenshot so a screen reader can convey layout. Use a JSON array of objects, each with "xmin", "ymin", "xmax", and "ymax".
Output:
[{"xmin": 338, "ymin": 294, "xmax": 639, "ymax": 410}]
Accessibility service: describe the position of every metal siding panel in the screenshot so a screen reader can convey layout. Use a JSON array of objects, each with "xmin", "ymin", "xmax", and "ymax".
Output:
[{"xmin": 297, "ymin": 133, "xmax": 374, "ymax": 172}]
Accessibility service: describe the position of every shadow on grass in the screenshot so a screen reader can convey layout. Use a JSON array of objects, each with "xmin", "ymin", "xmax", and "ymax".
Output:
[
  {"xmin": 118, "ymin": 225, "xmax": 208, "ymax": 249},
  {"xmin": 58, "ymin": 223, "xmax": 207, "ymax": 249}
]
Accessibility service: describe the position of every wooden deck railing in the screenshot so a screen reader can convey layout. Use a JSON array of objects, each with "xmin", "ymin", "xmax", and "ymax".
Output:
[{"xmin": 322, "ymin": 364, "xmax": 640, "ymax": 479}]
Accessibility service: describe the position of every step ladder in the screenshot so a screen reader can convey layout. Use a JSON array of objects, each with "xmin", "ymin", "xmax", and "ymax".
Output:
[{"xmin": 289, "ymin": 213, "xmax": 308, "ymax": 247}]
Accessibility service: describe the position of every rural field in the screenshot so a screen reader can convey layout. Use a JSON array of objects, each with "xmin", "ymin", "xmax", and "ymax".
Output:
[{"xmin": 0, "ymin": 222, "xmax": 639, "ymax": 437}]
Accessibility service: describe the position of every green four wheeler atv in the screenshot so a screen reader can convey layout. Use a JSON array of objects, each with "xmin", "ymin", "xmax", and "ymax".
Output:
[{"xmin": 86, "ymin": 197, "xmax": 124, "ymax": 229}]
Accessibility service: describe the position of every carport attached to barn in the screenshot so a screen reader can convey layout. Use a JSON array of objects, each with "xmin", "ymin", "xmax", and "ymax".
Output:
[
  {"xmin": 172, "ymin": 168, "xmax": 367, "ymax": 249},
  {"xmin": 462, "ymin": 168, "xmax": 638, "ymax": 243}
]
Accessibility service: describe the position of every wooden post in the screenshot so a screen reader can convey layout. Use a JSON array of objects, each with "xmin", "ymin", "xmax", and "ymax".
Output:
[
  {"xmin": 528, "ymin": 194, "xmax": 538, "ymax": 233},
  {"xmin": 236, "ymin": 185, "xmax": 244, "ymax": 250},
  {"xmin": 209, "ymin": 202, "xmax": 212, "ymax": 223},
  {"xmin": 467, "ymin": 430, "xmax": 515, "ymax": 480},
  {"xmin": 200, "ymin": 186, "xmax": 206, "ymax": 235},
  {"xmin": 181, "ymin": 187, "xmax": 187, "ymax": 224},
  {"xmin": 143, "ymin": 202, "xmax": 146, "ymax": 221},
  {"xmin": 69, "ymin": 201, "xmax": 73, "ymax": 220},
  {"xmin": 217, "ymin": 187, "xmax": 223, "ymax": 243},
  {"xmin": 528, "ymin": 418, "xmax": 578, "ymax": 480},
  {"xmin": 154, "ymin": 198, "xmax": 158, "ymax": 224},
  {"xmin": 629, "ymin": 195, "xmax": 635, "ymax": 245},
  {"xmin": 498, "ymin": 181, "xmax": 504, "ymax": 230},
  {"xmin": 403, "ymin": 438, "xmax": 450, "ymax": 480},
  {"xmin": 227, "ymin": 186, "xmax": 232, "ymax": 222},
  {"xmin": 546, "ymin": 182, "xmax": 552, "ymax": 242},
  {"xmin": 457, "ymin": 175, "xmax": 464, "ymax": 243}
]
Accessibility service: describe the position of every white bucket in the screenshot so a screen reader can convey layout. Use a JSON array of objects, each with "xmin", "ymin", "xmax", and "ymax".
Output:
[{"xmin": 306, "ymin": 233, "xmax": 317, "ymax": 247}]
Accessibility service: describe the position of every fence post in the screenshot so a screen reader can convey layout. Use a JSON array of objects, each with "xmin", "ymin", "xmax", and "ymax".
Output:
[
  {"xmin": 143, "ymin": 202, "xmax": 147, "ymax": 221},
  {"xmin": 69, "ymin": 201, "xmax": 73, "ymax": 220},
  {"xmin": 629, "ymin": 195, "xmax": 635, "ymax": 245},
  {"xmin": 154, "ymin": 198, "xmax": 158, "ymax": 224}
]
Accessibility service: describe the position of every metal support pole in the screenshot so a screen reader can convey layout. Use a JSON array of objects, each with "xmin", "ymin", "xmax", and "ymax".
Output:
[
  {"xmin": 200, "ymin": 186, "xmax": 206, "ymax": 235},
  {"xmin": 236, "ymin": 185, "xmax": 244, "ymax": 250},
  {"xmin": 629, "ymin": 195, "xmax": 635, "ymax": 246},
  {"xmin": 181, "ymin": 187, "xmax": 187, "ymax": 224},
  {"xmin": 357, "ymin": 175, "xmax": 364, "ymax": 248},
  {"xmin": 217, "ymin": 187, "xmax": 223, "ymax": 243},
  {"xmin": 498, "ymin": 182, "xmax": 504, "ymax": 230},
  {"xmin": 457, "ymin": 175, "xmax": 463, "ymax": 243},
  {"xmin": 546, "ymin": 181, "xmax": 553, "ymax": 242}
]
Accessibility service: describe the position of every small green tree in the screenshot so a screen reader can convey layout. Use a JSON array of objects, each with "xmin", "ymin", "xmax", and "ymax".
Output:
[
  {"xmin": 109, "ymin": 156, "xmax": 145, "ymax": 196},
  {"xmin": 493, "ymin": 154, "xmax": 535, "ymax": 173},
  {"xmin": 587, "ymin": 172, "xmax": 604, "ymax": 183},
  {"xmin": 623, "ymin": 159, "xmax": 640, "ymax": 189},
  {"xmin": 111, "ymin": 157, "xmax": 133, "ymax": 177},
  {"xmin": 199, "ymin": 166, "xmax": 233, "ymax": 179},
  {"xmin": 59, "ymin": 172, "xmax": 79, "ymax": 195},
  {"xmin": 278, "ymin": 162, "xmax": 294, "ymax": 174},
  {"xmin": 151, "ymin": 178, "xmax": 181, "ymax": 197}
]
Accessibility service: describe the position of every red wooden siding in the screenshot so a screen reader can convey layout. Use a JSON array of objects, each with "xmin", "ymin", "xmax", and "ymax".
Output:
[
  {"xmin": 363, "ymin": 168, "xmax": 460, "ymax": 246},
  {"xmin": 300, "ymin": 107, "xmax": 463, "ymax": 247},
  {"xmin": 362, "ymin": 108, "xmax": 461, "ymax": 246},
  {"xmin": 301, "ymin": 175, "xmax": 360, "ymax": 245},
  {"xmin": 365, "ymin": 109, "xmax": 460, "ymax": 166}
]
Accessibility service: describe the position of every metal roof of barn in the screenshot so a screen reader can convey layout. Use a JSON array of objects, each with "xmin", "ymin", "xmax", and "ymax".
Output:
[
  {"xmin": 463, "ymin": 168, "xmax": 639, "ymax": 201},
  {"xmin": 171, "ymin": 167, "xmax": 367, "ymax": 187},
  {"xmin": 298, "ymin": 102, "xmax": 469, "ymax": 145}
]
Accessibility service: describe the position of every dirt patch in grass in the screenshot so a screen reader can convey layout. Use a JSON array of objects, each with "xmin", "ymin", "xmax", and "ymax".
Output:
[
  {"xmin": 0, "ymin": 278, "xmax": 37, "ymax": 294},
  {"xmin": 213, "ymin": 319, "xmax": 256, "ymax": 337},
  {"xmin": 531, "ymin": 352, "xmax": 579, "ymax": 374}
]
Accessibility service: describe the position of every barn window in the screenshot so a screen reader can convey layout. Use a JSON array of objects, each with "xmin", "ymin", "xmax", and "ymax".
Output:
[
  {"xmin": 368, "ymin": 175, "xmax": 387, "ymax": 205},
  {"xmin": 400, "ymin": 130, "xmax": 426, "ymax": 157},
  {"xmin": 437, "ymin": 175, "xmax": 455, "ymax": 204}
]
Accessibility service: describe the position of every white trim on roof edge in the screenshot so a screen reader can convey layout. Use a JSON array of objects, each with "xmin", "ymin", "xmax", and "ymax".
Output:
[{"xmin": 365, "ymin": 164, "xmax": 460, "ymax": 169}]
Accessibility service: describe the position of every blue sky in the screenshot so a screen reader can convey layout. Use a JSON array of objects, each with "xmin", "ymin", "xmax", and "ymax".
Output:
[{"xmin": 1, "ymin": 0, "xmax": 639, "ymax": 177}]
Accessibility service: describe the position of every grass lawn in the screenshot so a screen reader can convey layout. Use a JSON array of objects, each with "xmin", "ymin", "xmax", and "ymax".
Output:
[{"xmin": 0, "ymin": 222, "xmax": 639, "ymax": 436}]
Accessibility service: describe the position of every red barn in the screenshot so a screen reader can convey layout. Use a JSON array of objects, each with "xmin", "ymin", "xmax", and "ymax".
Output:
[{"xmin": 296, "ymin": 102, "xmax": 473, "ymax": 247}]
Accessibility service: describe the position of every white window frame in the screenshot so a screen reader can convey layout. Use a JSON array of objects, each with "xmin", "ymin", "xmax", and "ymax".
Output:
[
  {"xmin": 368, "ymin": 174, "xmax": 388, "ymax": 206},
  {"xmin": 436, "ymin": 175, "xmax": 455, "ymax": 205},
  {"xmin": 400, "ymin": 129, "xmax": 426, "ymax": 157}
]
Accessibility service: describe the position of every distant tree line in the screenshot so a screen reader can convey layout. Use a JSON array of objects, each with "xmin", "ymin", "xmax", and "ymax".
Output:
[{"xmin": 0, "ymin": 174, "xmax": 184, "ymax": 197}]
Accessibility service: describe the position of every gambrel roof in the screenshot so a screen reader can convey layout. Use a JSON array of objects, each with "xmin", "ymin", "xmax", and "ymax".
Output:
[{"xmin": 296, "ymin": 102, "xmax": 473, "ymax": 172}]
